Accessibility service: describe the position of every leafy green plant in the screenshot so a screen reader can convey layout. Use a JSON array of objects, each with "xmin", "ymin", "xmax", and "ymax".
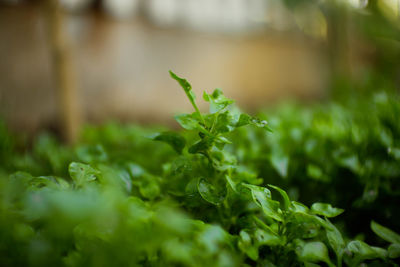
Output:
[
  {"xmin": 0, "ymin": 72, "xmax": 399, "ymax": 266},
  {"xmin": 230, "ymin": 91, "xmax": 400, "ymax": 240}
]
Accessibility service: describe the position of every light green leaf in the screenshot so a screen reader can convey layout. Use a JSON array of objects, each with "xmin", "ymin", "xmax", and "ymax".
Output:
[
  {"xmin": 29, "ymin": 176, "xmax": 64, "ymax": 190},
  {"xmin": 175, "ymin": 114, "xmax": 207, "ymax": 133},
  {"xmin": 307, "ymin": 164, "xmax": 329, "ymax": 182},
  {"xmin": 169, "ymin": 71, "xmax": 196, "ymax": 108},
  {"xmin": 289, "ymin": 201, "xmax": 309, "ymax": 213},
  {"xmin": 243, "ymin": 184, "xmax": 283, "ymax": 222},
  {"xmin": 347, "ymin": 240, "xmax": 388, "ymax": 260},
  {"xmin": 268, "ymin": 184, "xmax": 290, "ymax": 211},
  {"xmin": 249, "ymin": 117, "xmax": 272, "ymax": 131},
  {"xmin": 55, "ymin": 177, "xmax": 70, "ymax": 190},
  {"xmin": 270, "ymin": 154, "xmax": 289, "ymax": 178},
  {"xmin": 252, "ymin": 215, "xmax": 279, "ymax": 236},
  {"xmin": 138, "ymin": 179, "xmax": 160, "ymax": 200},
  {"xmin": 325, "ymin": 218, "xmax": 345, "ymax": 263},
  {"xmin": 170, "ymin": 71, "xmax": 204, "ymax": 124},
  {"xmin": 371, "ymin": 221, "xmax": 400, "ymax": 244},
  {"xmin": 197, "ymin": 178, "xmax": 226, "ymax": 205},
  {"xmin": 188, "ymin": 138, "xmax": 213, "ymax": 155},
  {"xmin": 236, "ymin": 114, "xmax": 272, "ymax": 131},
  {"xmin": 236, "ymin": 113, "xmax": 252, "ymax": 128},
  {"xmin": 203, "ymin": 89, "xmax": 234, "ymax": 114},
  {"xmin": 254, "ymin": 228, "xmax": 284, "ymax": 246},
  {"xmin": 214, "ymin": 111, "xmax": 236, "ymax": 133},
  {"xmin": 68, "ymin": 162, "xmax": 99, "ymax": 187},
  {"xmin": 297, "ymin": 241, "xmax": 334, "ymax": 266},
  {"xmin": 238, "ymin": 230, "xmax": 259, "ymax": 261},
  {"xmin": 152, "ymin": 131, "xmax": 186, "ymax": 154},
  {"xmin": 76, "ymin": 144, "xmax": 108, "ymax": 163},
  {"xmin": 388, "ymin": 243, "xmax": 400, "ymax": 258},
  {"xmin": 197, "ymin": 225, "xmax": 230, "ymax": 254},
  {"xmin": 225, "ymin": 174, "xmax": 238, "ymax": 193},
  {"xmin": 311, "ymin": 203, "xmax": 344, "ymax": 218}
]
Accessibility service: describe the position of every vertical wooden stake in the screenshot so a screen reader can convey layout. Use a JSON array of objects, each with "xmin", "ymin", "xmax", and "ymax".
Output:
[{"xmin": 44, "ymin": 0, "xmax": 81, "ymax": 143}]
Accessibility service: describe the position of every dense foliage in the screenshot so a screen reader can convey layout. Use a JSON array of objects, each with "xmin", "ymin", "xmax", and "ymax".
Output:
[{"xmin": 0, "ymin": 72, "xmax": 399, "ymax": 266}]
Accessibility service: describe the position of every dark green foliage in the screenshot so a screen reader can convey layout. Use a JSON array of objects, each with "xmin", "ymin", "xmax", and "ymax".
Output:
[
  {"xmin": 0, "ymin": 72, "xmax": 399, "ymax": 266},
  {"xmin": 231, "ymin": 90, "xmax": 400, "ymax": 243}
]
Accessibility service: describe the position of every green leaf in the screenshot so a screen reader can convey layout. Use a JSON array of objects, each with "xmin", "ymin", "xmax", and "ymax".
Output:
[
  {"xmin": 243, "ymin": 184, "xmax": 283, "ymax": 222},
  {"xmin": 252, "ymin": 215, "xmax": 279, "ymax": 236},
  {"xmin": 175, "ymin": 114, "xmax": 207, "ymax": 133},
  {"xmin": 138, "ymin": 178, "xmax": 160, "ymax": 200},
  {"xmin": 270, "ymin": 154, "xmax": 289, "ymax": 178},
  {"xmin": 188, "ymin": 138, "xmax": 213, "ymax": 155},
  {"xmin": 254, "ymin": 228, "xmax": 284, "ymax": 246},
  {"xmin": 236, "ymin": 114, "xmax": 272, "ymax": 131},
  {"xmin": 325, "ymin": 218, "xmax": 345, "ymax": 263},
  {"xmin": 297, "ymin": 241, "xmax": 334, "ymax": 266},
  {"xmin": 213, "ymin": 111, "xmax": 236, "ymax": 133},
  {"xmin": 55, "ymin": 177, "xmax": 71, "ymax": 190},
  {"xmin": 238, "ymin": 230, "xmax": 259, "ymax": 261},
  {"xmin": 289, "ymin": 212, "xmax": 331, "ymax": 238},
  {"xmin": 152, "ymin": 131, "xmax": 186, "ymax": 154},
  {"xmin": 236, "ymin": 113, "xmax": 252, "ymax": 127},
  {"xmin": 249, "ymin": 117, "xmax": 272, "ymax": 131},
  {"xmin": 29, "ymin": 176, "xmax": 70, "ymax": 190},
  {"xmin": 203, "ymin": 89, "xmax": 234, "ymax": 114},
  {"xmin": 371, "ymin": 221, "xmax": 400, "ymax": 244},
  {"xmin": 347, "ymin": 240, "xmax": 388, "ymax": 260},
  {"xmin": 197, "ymin": 225, "xmax": 230, "ymax": 254},
  {"xmin": 169, "ymin": 71, "xmax": 196, "ymax": 105},
  {"xmin": 337, "ymin": 155, "xmax": 361, "ymax": 174},
  {"xmin": 76, "ymin": 144, "xmax": 108, "ymax": 163},
  {"xmin": 388, "ymin": 243, "xmax": 400, "ymax": 258},
  {"xmin": 307, "ymin": 164, "xmax": 329, "ymax": 182},
  {"xmin": 197, "ymin": 178, "xmax": 226, "ymax": 205},
  {"xmin": 389, "ymin": 147, "xmax": 400, "ymax": 160},
  {"xmin": 215, "ymin": 136, "xmax": 232, "ymax": 145},
  {"xmin": 68, "ymin": 162, "xmax": 99, "ymax": 187},
  {"xmin": 267, "ymin": 184, "xmax": 290, "ymax": 211},
  {"xmin": 170, "ymin": 70, "xmax": 204, "ymax": 124},
  {"xmin": 311, "ymin": 203, "xmax": 344, "ymax": 218},
  {"xmin": 225, "ymin": 174, "xmax": 238, "ymax": 192},
  {"xmin": 289, "ymin": 201, "xmax": 309, "ymax": 213}
]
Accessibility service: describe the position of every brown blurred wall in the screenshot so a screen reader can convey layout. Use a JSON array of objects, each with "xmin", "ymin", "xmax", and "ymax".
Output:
[{"xmin": 0, "ymin": 3, "xmax": 328, "ymax": 135}]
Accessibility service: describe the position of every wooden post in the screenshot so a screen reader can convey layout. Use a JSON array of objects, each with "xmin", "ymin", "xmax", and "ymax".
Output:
[{"xmin": 44, "ymin": 0, "xmax": 81, "ymax": 143}]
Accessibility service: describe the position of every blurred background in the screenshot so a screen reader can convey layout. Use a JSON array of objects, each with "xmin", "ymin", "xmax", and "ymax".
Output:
[{"xmin": 0, "ymin": 0, "xmax": 399, "ymax": 142}]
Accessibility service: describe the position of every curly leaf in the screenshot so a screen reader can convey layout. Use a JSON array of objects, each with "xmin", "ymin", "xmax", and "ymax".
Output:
[
  {"xmin": 268, "ymin": 184, "xmax": 290, "ymax": 211},
  {"xmin": 203, "ymin": 89, "xmax": 234, "ymax": 114},
  {"xmin": 68, "ymin": 162, "xmax": 99, "ymax": 187},
  {"xmin": 243, "ymin": 184, "xmax": 283, "ymax": 222}
]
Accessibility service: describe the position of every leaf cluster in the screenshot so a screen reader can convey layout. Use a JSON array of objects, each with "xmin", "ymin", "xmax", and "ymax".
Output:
[{"xmin": 0, "ymin": 72, "xmax": 399, "ymax": 266}]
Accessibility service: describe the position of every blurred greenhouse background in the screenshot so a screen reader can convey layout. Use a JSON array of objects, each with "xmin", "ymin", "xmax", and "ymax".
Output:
[{"xmin": 0, "ymin": 0, "xmax": 399, "ymax": 141}]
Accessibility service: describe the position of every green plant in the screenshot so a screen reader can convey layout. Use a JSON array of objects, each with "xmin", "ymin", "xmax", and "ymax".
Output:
[
  {"xmin": 229, "ymin": 90, "xmax": 400, "ymax": 241},
  {"xmin": 0, "ymin": 72, "xmax": 399, "ymax": 266}
]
